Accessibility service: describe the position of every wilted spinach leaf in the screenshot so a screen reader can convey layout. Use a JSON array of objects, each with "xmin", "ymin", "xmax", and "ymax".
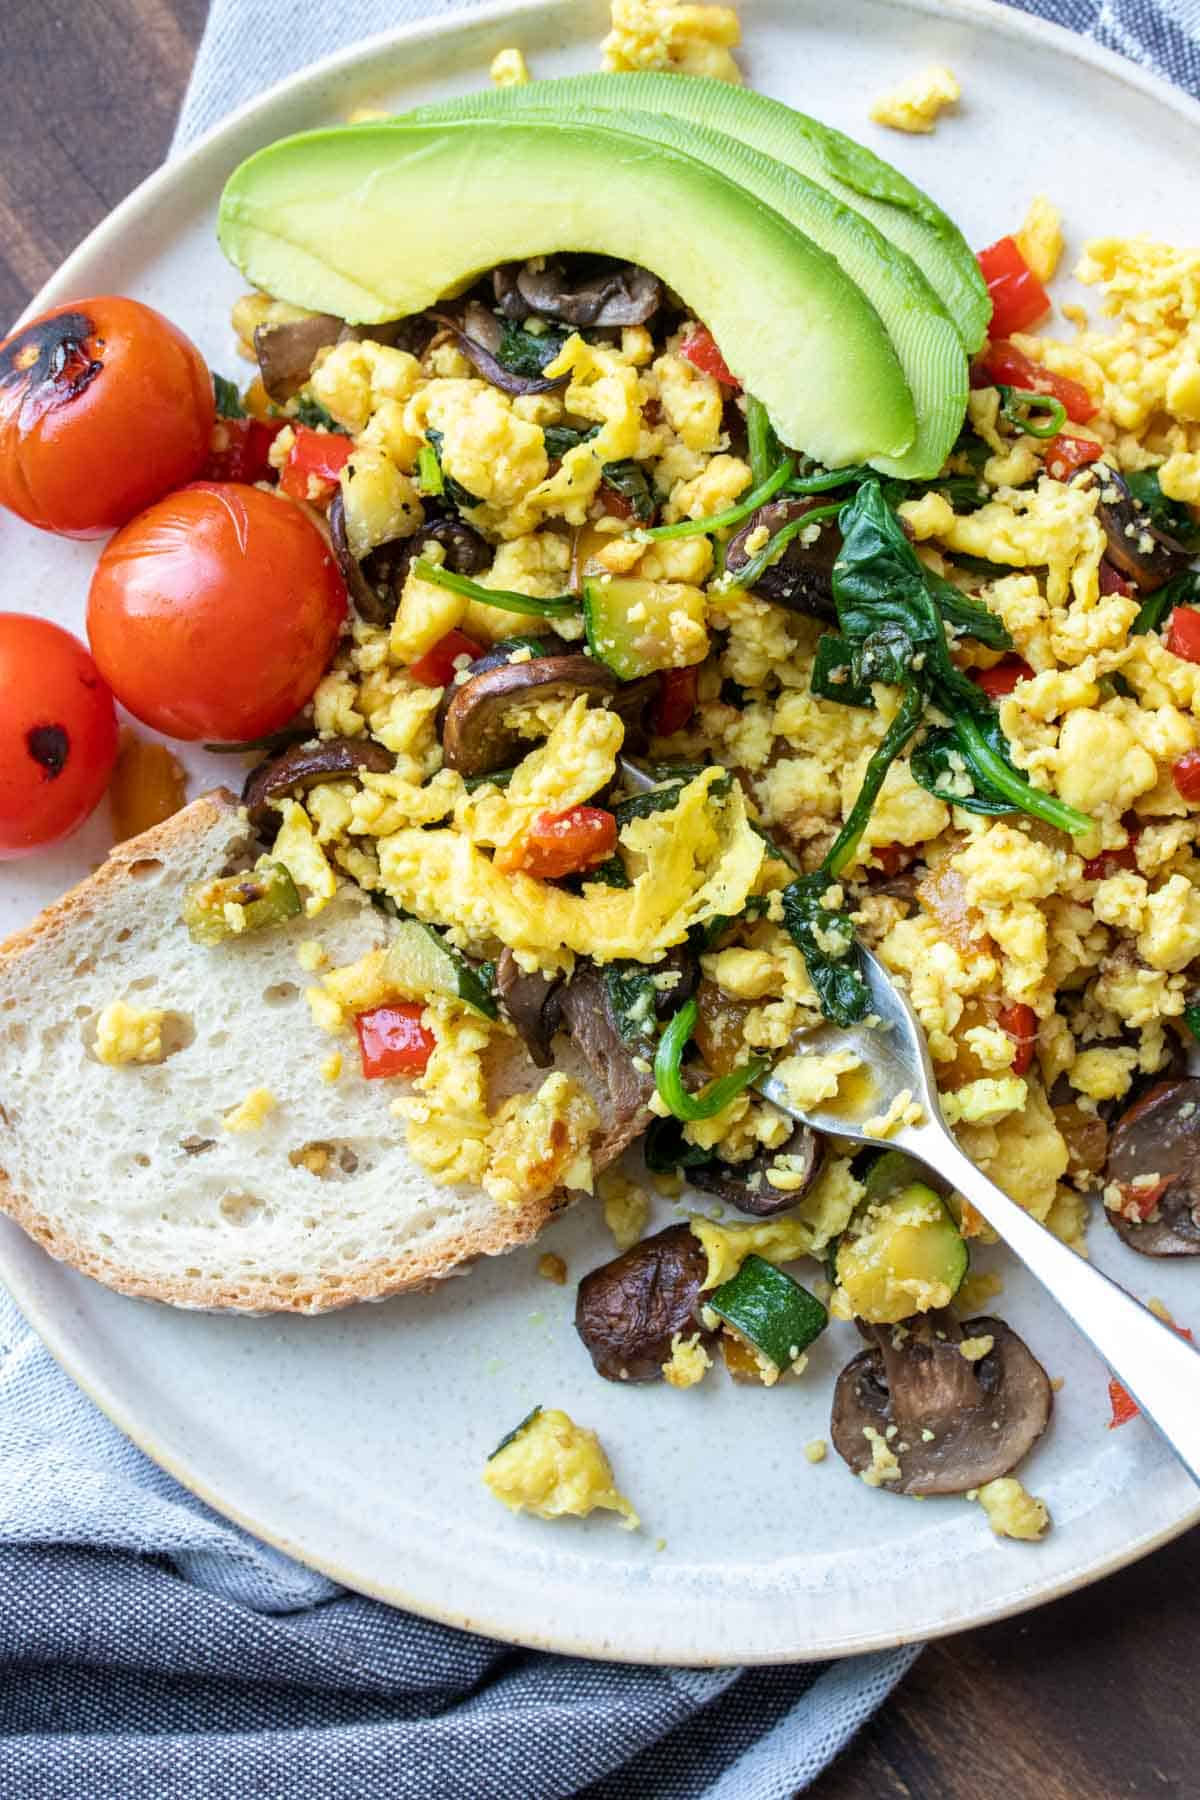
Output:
[
  {"xmin": 780, "ymin": 873, "xmax": 870, "ymax": 1027},
  {"xmin": 1125, "ymin": 469, "xmax": 1200, "ymax": 552},
  {"xmin": 212, "ymin": 373, "xmax": 244, "ymax": 419},
  {"xmin": 601, "ymin": 459, "xmax": 656, "ymax": 522},
  {"xmin": 496, "ymin": 321, "xmax": 570, "ymax": 378}
]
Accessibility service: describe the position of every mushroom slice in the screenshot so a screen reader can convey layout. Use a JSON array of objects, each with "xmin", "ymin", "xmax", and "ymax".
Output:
[
  {"xmin": 495, "ymin": 948, "xmax": 563, "ymax": 1069},
  {"xmin": 575, "ymin": 1224, "xmax": 713, "ymax": 1381},
  {"xmin": 242, "ymin": 737, "xmax": 394, "ymax": 833},
  {"xmin": 723, "ymin": 498, "xmax": 841, "ymax": 616},
  {"xmin": 432, "ymin": 309, "xmax": 569, "ymax": 398},
  {"xmin": 253, "ymin": 314, "xmax": 343, "ymax": 402},
  {"xmin": 1089, "ymin": 466, "xmax": 1189, "ymax": 593},
  {"xmin": 690, "ymin": 1123, "xmax": 824, "ymax": 1217},
  {"xmin": 441, "ymin": 656, "xmax": 622, "ymax": 777},
  {"xmin": 1104, "ymin": 1077, "xmax": 1200, "ymax": 1256},
  {"xmin": 830, "ymin": 1311, "xmax": 1053, "ymax": 1496},
  {"xmin": 493, "ymin": 256, "xmax": 663, "ymax": 327},
  {"xmin": 556, "ymin": 962, "xmax": 657, "ymax": 1151},
  {"xmin": 329, "ymin": 493, "xmax": 489, "ymax": 627}
]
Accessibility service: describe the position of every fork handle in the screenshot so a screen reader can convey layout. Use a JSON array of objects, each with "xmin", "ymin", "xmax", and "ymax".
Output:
[{"xmin": 911, "ymin": 1125, "xmax": 1200, "ymax": 1489}]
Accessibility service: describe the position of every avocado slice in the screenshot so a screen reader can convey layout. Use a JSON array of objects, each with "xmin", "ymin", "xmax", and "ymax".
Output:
[
  {"xmin": 405, "ymin": 95, "xmax": 966, "ymax": 479},
  {"xmin": 409, "ymin": 72, "xmax": 989, "ymax": 355},
  {"xmin": 218, "ymin": 116, "xmax": 915, "ymax": 470}
]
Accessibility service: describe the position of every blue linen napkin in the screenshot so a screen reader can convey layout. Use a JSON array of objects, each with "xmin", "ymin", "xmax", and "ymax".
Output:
[{"xmin": 3, "ymin": 1, "xmax": 1199, "ymax": 1793}]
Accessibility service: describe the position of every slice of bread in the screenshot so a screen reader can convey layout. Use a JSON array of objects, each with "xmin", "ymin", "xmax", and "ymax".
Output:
[{"xmin": 0, "ymin": 791, "xmax": 598, "ymax": 1314}]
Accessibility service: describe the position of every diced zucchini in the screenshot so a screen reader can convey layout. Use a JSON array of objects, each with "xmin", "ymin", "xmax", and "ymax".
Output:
[
  {"xmin": 582, "ymin": 574, "xmax": 705, "ymax": 680},
  {"xmin": 182, "ymin": 859, "xmax": 302, "ymax": 945},
  {"xmin": 834, "ymin": 1181, "xmax": 968, "ymax": 1325},
  {"xmin": 384, "ymin": 917, "xmax": 497, "ymax": 1018},
  {"xmin": 709, "ymin": 1253, "xmax": 828, "ymax": 1368},
  {"xmin": 863, "ymin": 1149, "xmax": 924, "ymax": 1204},
  {"xmin": 487, "ymin": 1405, "xmax": 542, "ymax": 1461}
]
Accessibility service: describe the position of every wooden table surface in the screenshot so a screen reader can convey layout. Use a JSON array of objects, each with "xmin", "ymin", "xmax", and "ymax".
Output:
[{"xmin": 2, "ymin": 4, "xmax": 1197, "ymax": 1794}]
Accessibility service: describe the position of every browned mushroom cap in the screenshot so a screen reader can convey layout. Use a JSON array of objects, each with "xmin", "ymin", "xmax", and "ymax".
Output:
[
  {"xmin": 253, "ymin": 314, "xmax": 343, "ymax": 403},
  {"xmin": 557, "ymin": 961, "xmax": 656, "ymax": 1141},
  {"xmin": 442, "ymin": 656, "xmax": 624, "ymax": 776},
  {"xmin": 495, "ymin": 949, "xmax": 563, "ymax": 1069},
  {"xmin": 1090, "ymin": 466, "xmax": 1189, "ymax": 592},
  {"xmin": 242, "ymin": 737, "xmax": 394, "ymax": 833},
  {"xmin": 830, "ymin": 1312, "xmax": 1053, "ymax": 1496},
  {"xmin": 1104, "ymin": 1077, "xmax": 1200, "ymax": 1256},
  {"xmin": 329, "ymin": 493, "xmax": 489, "ymax": 627},
  {"xmin": 723, "ymin": 498, "xmax": 841, "ymax": 616},
  {"xmin": 576, "ymin": 1224, "xmax": 713, "ymax": 1381},
  {"xmin": 431, "ymin": 309, "xmax": 569, "ymax": 398},
  {"xmin": 690, "ymin": 1123, "xmax": 824, "ymax": 1217},
  {"xmin": 493, "ymin": 257, "xmax": 662, "ymax": 327}
]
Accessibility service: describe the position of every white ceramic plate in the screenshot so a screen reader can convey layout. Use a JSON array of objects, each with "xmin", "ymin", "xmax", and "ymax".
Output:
[{"xmin": 4, "ymin": 0, "xmax": 1200, "ymax": 1665}]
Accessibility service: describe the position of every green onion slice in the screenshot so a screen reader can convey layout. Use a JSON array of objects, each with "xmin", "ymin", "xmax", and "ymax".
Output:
[
  {"xmin": 417, "ymin": 443, "xmax": 443, "ymax": 495},
  {"xmin": 633, "ymin": 456, "xmax": 795, "ymax": 542},
  {"xmin": 996, "ymin": 385, "xmax": 1067, "ymax": 440},
  {"xmin": 411, "ymin": 558, "xmax": 578, "ymax": 619},
  {"xmin": 653, "ymin": 997, "xmax": 768, "ymax": 1122},
  {"xmin": 709, "ymin": 1254, "xmax": 828, "ymax": 1367},
  {"xmin": 824, "ymin": 684, "xmax": 925, "ymax": 878},
  {"xmin": 745, "ymin": 394, "xmax": 778, "ymax": 489}
]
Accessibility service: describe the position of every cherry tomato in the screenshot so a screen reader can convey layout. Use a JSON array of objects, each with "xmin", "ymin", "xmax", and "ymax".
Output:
[
  {"xmin": 409, "ymin": 628, "xmax": 484, "ymax": 688},
  {"xmin": 998, "ymin": 1001, "xmax": 1038, "ymax": 1075},
  {"xmin": 679, "ymin": 327, "xmax": 740, "ymax": 388},
  {"xmin": 278, "ymin": 425, "xmax": 352, "ymax": 502},
  {"xmin": 356, "ymin": 1003, "xmax": 435, "ymax": 1078},
  {"xmin": 0, "ymin": 297, "xmax": 214, "ymax": 538},
  {"xmin": 203, "ymin": 415, "xmax": 285, "ymax": 484},
  {"xmin": 87, "ymin": 483, "xmax": 346, "ymax": 742},
  {"xmin": 976, "ymin": 237, "xmax": 1051, "ymax": 337},
  {"xmin": 1172, "ymin": 749, "xmax": 1200, "ymax": 802},
  {"xmin": 981, "ymin": 341, "xmax": 1097, "ymax": 423},
  {"xmin": 1167, "ymin": 605, "xmax": 1200, "ymax": 664},
  {"xmin": 651, "ymin": 666, "xmax": 699, "ymax": 736},
  {"xmin": 0, "ymin": 613, "xmax": 118, "ymax": 858},
  {"xmin": 1043, "ymin": 433, "xmax": 1104, "ymax": 482},
  {"xmin": 496, "ymin": 806, "xmax": 618, "ymax": 879},
  {"xmin": 970, "ymin": 657, "xmax": 1034, "ymax": 699}
]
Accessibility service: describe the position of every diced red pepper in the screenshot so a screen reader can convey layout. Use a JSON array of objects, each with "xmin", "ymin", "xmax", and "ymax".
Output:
[
  {"xmin": 998, "ymin": 1001, "xmax": 1038, "ymax": 1076},
  {"xmin": 278, "ymin": 425, "xmax": 353, "ymax": 502},
  {"xmin": 981, "ymin": 341, "xmax": 1097, "ymax": 424},
  {"xmin": 1082, "ymin": 842, "xmax": 1138, "ymax": 881},
  {"xmin": 1043, "ymin": 433, "xmax": 1104, "ymax": 483},
  {"xmin": 355, "ymin": 1003, "xmax": 435, "ymax": 1078},
  {"xmin": 597, "ymin": 482, "xmax": 636, "ymax": 521},
  {"xmin": 651, "ymin": 666, "xmax": 699, "ymax": 736},
  {"xmin": 1117, "ymin": 1176, "xmax": 1175, "ymax": 1223},
  {"xmin": 202, "ymin": 416, "xmax": 286, "ymax": 484},
  {"xmin": 679, "ymin": 327, "xmax": 740, "ymax": 389},
  {"xmin": 1172, "ymin": 749, "xmax": 1200, "ymax": 802},
  {"xmin": 971, "ymin": 657, "xmax": 1035, "ymax": 699},
  {"xmin": 1108, "ymin": 1321, "xmax": 1193, "ymax": 1425},
  {"xmin": 1167, "ymin": 605, "xmax": 1200, "ymax": 664},
  {"xmin": 872, "ymin": 843, "xmax": 910, "ymax": 878},
  {"xmin": 496, "ymin": 805, "xmax": 618, "ymax": 879},
  {"xmin": 409, "ymin": 628, "xmax": 484, "ymax": 688},
  {"xmin": 977, "ymin": 237, "xmax": 1051, "ymax": 337},
  {"xmin": 1098, "ymin": 559, "xmax": 1133, "ymax": 598}
]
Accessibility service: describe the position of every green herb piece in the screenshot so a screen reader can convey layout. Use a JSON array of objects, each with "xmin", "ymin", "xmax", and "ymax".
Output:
[
  {"xmin": 718, "ymin": 500, "xmax": 841, "ymax": 593},
  {"xmin": 787, "ymin": 461, "xmax": 872, "ymax": 495},
  {"xmin": 653, "ymin": 998, "xmax": 768, "ymax": 1123},
  {"xmin": 463, "ymin": 766, "xmax": 516, "ymax": 792},
  {"xmin": 635, "ymin": 455, "xmax": 795, "ymax": 542},
  {"xmin": 644, "ymin": 1117, "xmax": 715, "ymax": 1174},
  {"xmin": 543, "ymin": 423, "xmax": 600, "ymax": 460},
  {"xmin": 411, "ymin": 558, "xmax": 578, "ymax": 619},
  {"xmin": 780, "ymin": 873, "xmax": 869, "ymax": 1027},
  {"xmin": 601, "ymin": 459, "xmax": 655, "ymax": 522},
  {"xmin": 996, "ymin": 385, "xmax": 1066, "ymax": 440},
  {"xmin": 1132, "ymin": 567, "xmax": 1200, "ymax": 636},
  {"xmin": 292, "ymin": 395, "xmax": 340, "ymax": 431},
  {"xmin": 487, "ymin": 1406, "xmax": 542, "ymax": 1461},
  {"xmin": 604, "ymin": 964, "xmax": 659, "ymax": 1044},
  {"xmin": 497, "ymin": 320, "xmax": 569, "ymax": 377},
  {"xmin": 417, "ymin": 443, "xmax": 443, "ymax": 495},
  {"xmin": 611, "ymin": 769, "xmax": 730, "ymax": 829},
  {"xmin": 709, "ymin": 1255, "xmax": 828, "ymax": 1366},
  {"xmin": 745, "ymin": 394, "xmax": 778, "ymax": 488},
  {"xmin": 587, "ymin": 854, "xmax": 631, "ymax": 889},
  {"xmin": 212, "ymin": 373, "xmax": 244, "ymax": 419},
  {"xmin": 1125, "ymin": 470, "xmax": 1200, "ymax": 552},
  {"xmin": 424, "ymin": 427, "xmax": 483, "ymax": 512}
]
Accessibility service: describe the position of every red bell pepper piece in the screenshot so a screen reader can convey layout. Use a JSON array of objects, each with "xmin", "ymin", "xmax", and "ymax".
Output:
[
  {"xmin": 652, "ymin": 666, "xmax": 699, "ymax": 736},
  {"xmin": 679, "ymin": 327, "xmax": 740, "ymax": 389},
  {"xmin": 971, "ymin": 657, "xmax": 1034, "ymax": 699},
  {"xmin": 203, "ymin": 416, "xmax": 286, "ymax": 484},
  {"xmin": 1166, "ymin": 605, "xmax": 1200, "ymax": 664},
  {"xmin": 998, "ymin": 1002, "xmax": 1038, "ymax": 1076},
  {"xmin": 977, "ymin": 237, "xmax": 1051, "ymax": 337},
  {"xmin": 279, "ymin": 425, "xmax": 353, "ymax": 502},
  {"xmin": 1043, "ymin": 434, "xmax": 1104, "ymax": 482},
  {"xmin": 1098, "ymin": 560, "xmax": 1133, "ymax": 598},
  {"xmin": 1109, "ymin": 1321, "xmax": 1192, "ymax": 1425},
  {"xmin": 1172, "ymin": 749, "xmax": 1200, "ymax": 802},
  {"xmin": 872, "ymin": 843, "xmax": 910, "ymax": 878},
  {"xmin": 355, "ymin": 1003, "xmax": 435, "ymax": 1078},
  {"xmin": 982, "ymin": 340, "xmax": 1097, "ymax": 423},
  {"xmin": 496, "ymin": 805, "xmax": 618, "ymax": 879},
  {"xmin": 409, "ymin": 628, "xmax": 485, "ymax": 688}
]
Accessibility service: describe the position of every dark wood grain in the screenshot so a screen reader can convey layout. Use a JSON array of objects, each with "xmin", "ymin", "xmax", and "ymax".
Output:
[{"xmin": 3, "ymin": 5, "xmax": 1199, "ymax": 1794}]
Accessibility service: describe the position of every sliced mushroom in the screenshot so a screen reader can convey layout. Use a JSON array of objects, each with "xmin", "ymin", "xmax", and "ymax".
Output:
[
  {"xmin": 434, "ymin": 634, "xmax": 569, "ymax": 733},
  {"xmin": 690, "ymin": 1123, "xmax": 824, "ymax": 1217},
  {"xmin": 556, "ymin": 961, "xmax": 657, "ymax": 1151},
  {"xmin": 253, "ymin": 314, "xmax": 343, "ymax": 402},
  {"xmin": 442, "ymin": 656, "xmax": 644, "ymax": 777},
  {"xmin": 431, "ymin": 310, "xmax": 569, "ymax": 398},
  {"xmin": 329, "ymin": 494, "xmax": 489, "ymax": 626},
  {"xmin": 495, "ymin": 948, "xmax": 563, "ymax": 1069},
  {"xmin": 1104, "ymin": 1077, "xmax": 1200, "ymax": 1256},
  {"xmin": 242, "ymin": 737, "xmax": 395, "ymax": 833},
  {"xmin": 831, "ymin": 1312, "xmax": 1052, "ymax": 1495},
  {"xmin": 723, "ymin": 498, "xmax": 841, "ymax": 616},
  {"xmin": 575, "ymin": 1224, "xmax": 713, "ymax": 1380},
  {"xmin": 648, "ymin": 943, "xmax": 699, "ymax": 1022},
  {"xmin": 493, "ymin": 256, "xmax": 662, "ymax": 327},
  {"xmin": 1089, "ymin": 466, "xmax": 1189, "ymax": 593}
]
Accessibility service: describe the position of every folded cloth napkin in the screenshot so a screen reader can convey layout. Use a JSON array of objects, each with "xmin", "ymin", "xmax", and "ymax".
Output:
[{"xmin": 4, "ymin": 1, "xmax": 1199, "ymax": 1794}]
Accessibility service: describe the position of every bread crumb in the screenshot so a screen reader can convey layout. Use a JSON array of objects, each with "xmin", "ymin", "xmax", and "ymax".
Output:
[
  {"xmin": 490, "ymin": 46, "xmax": 530, "ymax": 86},
  {"xmin": 93, "ymin": 1000, "xmax": 165, "ymax": 1067},
  {"xmin": 296, "ymin": 939, "xmax": 327, "ymax": 973},
  {"xmin": 320, "ymin": 1051, "xmax": 342, "ymax": 1084},
  {"xmin": 537, "ymin": 1252, "xmax": 568, "ymax": 1285},
  {"xmin": 223, "ymin": 1087, "xmax": 277, "ymax": 1132},
  {"xmin": 870, "ymin": 65, "xmax": 960, "ymax": 134},
  {"xmin": 804, "ymin": 1438, "xmax": 827, "ymax": 1464}
]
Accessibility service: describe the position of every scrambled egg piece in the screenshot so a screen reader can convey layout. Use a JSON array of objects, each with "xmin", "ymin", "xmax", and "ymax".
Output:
[
  {"xmin": 602, "ymin": 0, "xmax": 742, "ymax": 82},
  {"xmin": 870, "ymin": 66, "xmax": 960, "ymax": 134},
  {"xmin": 859, "ymin": 1425, "xmax": 903, "ymax": 1487},
  {"xmin": 1016, "ymin": 195, "xmax": 1064, "ymax": 285},
  {"xmin": 599, "ymin": 1170, "xmax": 650, "ymax": 1251},
  {"xmin": 490, "ymin": 46, "xmax": 530, "ymax": 86},
  {"xmin": 223, "ymin": 1087, "xmax": 277, "ymax": 1133},
  {"xmin": 483, "ymin": 1072, "xmax": 599, "ymax": 1208},
  {"xmin": 484, "ymin": 1407, "xmax": 639, "ymax": 1528},
  {"xmin": 662, "ymin": 1331, "xmax": 712, "ymax": 1388},
  {"xmin": 93, "ymin": 1001, "xmax": 165, "ymax": 1067},
  {"xmin": 973, "ymin": 1476, "xmax": 1051, "ymax": 1541},
  {"xmin": 464, "ymin": 697, "xmax": 624, "ymax": 861},
  {"xmin": 392, "ymin": 1002, "xmax": 494, "ymax": 1186},
  {"xmin": 272, "ymin": 800, "xmax": 337, "ymax": 917}
]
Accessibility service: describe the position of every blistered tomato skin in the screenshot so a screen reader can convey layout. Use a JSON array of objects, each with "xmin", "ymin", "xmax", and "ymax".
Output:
[
  {"xmin": 0, "ymin": 298, "xmax": 214, "ymax": 538},
  {"xmin": 0, "ymin": 613, "xmax": 118, "ymax": 858},
  {"xmin": 86, "ymin": 483, "xmax": 347, "ymax": 742}
]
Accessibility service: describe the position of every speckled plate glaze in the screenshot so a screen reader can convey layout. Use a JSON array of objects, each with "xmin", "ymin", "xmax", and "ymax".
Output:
[{"xmin": 3, "ymin": 0, "xmax": 1200, "ymax": 1664}]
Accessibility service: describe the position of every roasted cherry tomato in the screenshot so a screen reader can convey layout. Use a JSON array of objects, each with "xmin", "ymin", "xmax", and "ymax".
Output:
[
  {"xmin": 1043, "ymin": 433, "xmax": 1104, "ymax": 482},
  {"xmin": 970, "ymin": 657, "xmax": 1034, "ymax": 698},
  {"xmin": 356, "ymin": 1003, "xmax": 436, "ymax": 1078},
  {"xmin": 496, "ymin": 805, "xmax": 618, "ymax": 879},
  {"xmin": 998, "ymin": 1001, "xmax": 1038, "ymax": 1075},
  {"xmin": 87, "ymin": 483, "xmax": 346, "ymax": 742},
  {"xmin": 203, "ymin": 415, "xmax": 285, "ymax": 484},
  {"xmin": 1167, "ymin": 605, "xmax": 1200, "ymax": 664},
  {"xmin": 0, "ymin": 297, "xmax": 214, "ymax": 538},
  {"xmin": 977, "ymin": 237, "xmax": 1051, "ymax": 337},
  {"xmin": 651, "ymin": 666, "xmax": 699, "ymax": 736},
  {"xmin": 981, "ymin": 341, "xmax": 1097, "ymax": 423},
  {"xmin": 0, "ymin": 613, "xmax": 118, "ymax": 858},
  {"xmin": 278, "ymin": 425, "xmax": 352, "ymax": 502},
  {"xmin": 1172, "ymin": 749, "xmax": 1200, "ymax": 802},
  {"xmin": 679, "ymin": 327, "xmax": 740, "ymax": 388},
  {"xmin": 409, "ymin": 628, "xmax": 484, "ymax": 688}
]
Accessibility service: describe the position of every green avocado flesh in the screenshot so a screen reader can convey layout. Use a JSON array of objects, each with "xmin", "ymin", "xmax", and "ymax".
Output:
[
  {"xmin": 408, "ymin": 72, "xmax": 989, "ymax": 355},
  {"xmin": 408, "ymin": 91, "xmax": 966, "ymax": 478},
  {"xmin": 217, "ymin": 116, "xmax": 915, "ymax": 470}
]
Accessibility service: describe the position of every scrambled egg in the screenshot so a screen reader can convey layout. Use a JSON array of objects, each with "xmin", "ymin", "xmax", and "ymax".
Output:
[
  {"xmin": 489, "ymin": 46, "xmax": 530, "ymax": 87},
  {"xmin": 973, "ymin": 1476, "xmax": 1051, "ymax": 1541},
  {"xmin": 93, "ymin": 1001, "xmax": 165, "ymax": 1067},
  {"xmin": 223, "ymin": 1087, "xmax": 277, "ymax": 1132},
  {"xmin": 483, "ymin": 1407, "xmax": 640, "ymax": 1527},
  {"xmin": 870, "ymin": 66, "xmax": 960, "ymax": 134},
  {"xmin": 602, "ymin": 0, "xmax": 742, "ymax": 82}
]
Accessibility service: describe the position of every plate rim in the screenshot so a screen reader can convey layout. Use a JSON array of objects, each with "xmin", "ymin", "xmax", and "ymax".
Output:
[{"xmin": 6, "ymin": 0, "xmax": 1200, "ymax": 1664}]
